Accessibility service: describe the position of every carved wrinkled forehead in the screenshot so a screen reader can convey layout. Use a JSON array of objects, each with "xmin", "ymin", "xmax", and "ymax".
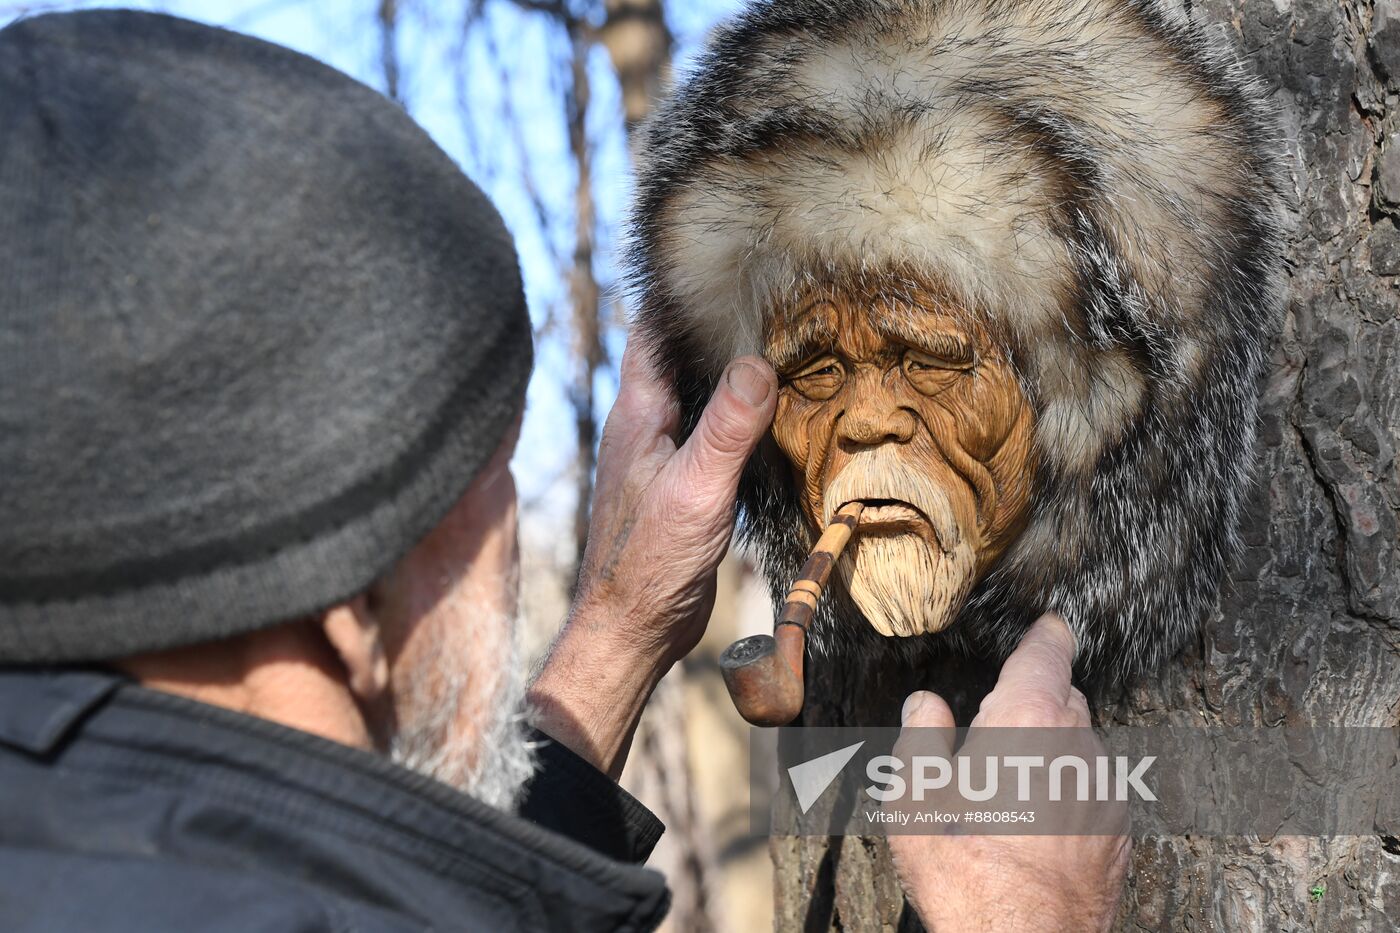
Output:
[{"xmin": 761, "ymin": 278, "xmax": 1002, "ymax": 372}]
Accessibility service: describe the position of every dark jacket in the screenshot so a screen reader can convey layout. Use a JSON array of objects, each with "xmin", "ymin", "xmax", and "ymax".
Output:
[{"xmin": 0, "ymin": 668, "xmax": 671, "ymax": 931}]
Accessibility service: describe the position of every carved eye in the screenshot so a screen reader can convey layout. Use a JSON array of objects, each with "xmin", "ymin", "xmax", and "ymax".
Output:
[
  {"xmin": 903, "ymin": 346, "xmax": 974, "ymax": 394},
  {"xmin": 787, "ymin": 356, "xmax": 845, "ymax": 401}
]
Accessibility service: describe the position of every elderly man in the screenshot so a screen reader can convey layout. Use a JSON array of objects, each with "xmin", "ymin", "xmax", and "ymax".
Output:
[{"xmin": 0, "ymin": 10, "xmax": 1126, "ymax": 932}]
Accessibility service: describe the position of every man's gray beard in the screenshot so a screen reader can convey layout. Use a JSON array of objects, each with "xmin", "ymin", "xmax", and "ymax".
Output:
[{"xmin": 389, "ymin": 603, "xmax": 537, "ymax": 812}]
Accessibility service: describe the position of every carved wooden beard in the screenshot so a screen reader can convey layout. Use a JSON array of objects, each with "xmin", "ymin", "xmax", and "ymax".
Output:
[{"xmin": 766, "ymin": 284, "xmax": 1038, "ymax": 638}]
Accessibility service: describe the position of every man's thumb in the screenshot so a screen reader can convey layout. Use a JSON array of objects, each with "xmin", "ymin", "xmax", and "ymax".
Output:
[
  {"xmin": 901, "ymin": 691, "xmax": 956, "ymax": 729},
  {"xmin": 894, "ymin": 690, "xmax": 957, "ymax": 761},
  {"xmin": 674, "ymin": 356, "xmax": 776, "ymax": 488}
]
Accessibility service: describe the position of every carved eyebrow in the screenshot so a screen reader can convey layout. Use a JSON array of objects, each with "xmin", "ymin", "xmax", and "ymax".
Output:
[
  {"xmin": 872, "ymin": 315, "xmax": 975, "ymax": 363},
  {"xmin": 766, "ymin": 307, "xmax": 841, "ymax": 371},
  {"xmin": 909, "ymin": 331, "xmax": 976, "ymax": 363}
]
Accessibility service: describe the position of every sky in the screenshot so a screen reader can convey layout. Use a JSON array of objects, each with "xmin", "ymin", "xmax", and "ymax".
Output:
[{"xmin": 1, "ymin": 0, "xmax": 744, "ymax": 526}]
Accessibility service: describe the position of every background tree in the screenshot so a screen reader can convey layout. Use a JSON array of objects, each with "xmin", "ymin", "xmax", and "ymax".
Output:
[{"xmin": 372, "ymin": 0, "xmax": 670, "ymax": 582}]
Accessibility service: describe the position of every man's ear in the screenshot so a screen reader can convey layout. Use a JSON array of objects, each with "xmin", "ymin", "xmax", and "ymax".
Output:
[{"xmin": 322, "ymin": 597, "xmax": 389, "ymax": 702}]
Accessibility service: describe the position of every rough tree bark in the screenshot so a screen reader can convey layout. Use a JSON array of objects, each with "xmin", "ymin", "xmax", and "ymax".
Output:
[{"xmin": 773, "ymin": 1, "xmax": 1400, "ymax": 930}]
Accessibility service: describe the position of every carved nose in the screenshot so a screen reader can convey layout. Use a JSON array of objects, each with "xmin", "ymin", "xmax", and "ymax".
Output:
[{"xmin": 839, "ymin": 404, "xmax": 917, "ymax": 446}]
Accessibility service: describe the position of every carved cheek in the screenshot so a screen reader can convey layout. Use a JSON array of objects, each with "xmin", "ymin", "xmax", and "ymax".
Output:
[
  {"xmin": 772, "ymin": 392, "xmax": 837, "ymax": 526},
  {"xmin": 954, "ymin": 383, "xmax": 1001, "ymax": 461},
  {"xmin": 953, "ymin": 365, "xmax": 1021, "ymax": 461},
  {"xmin": 803, "ymin": 404, "xmax": 839, "ymax": 519},
  {"xmin": 772, "ymin": 392, "xmax": 807, "ymax": 469},
  {"xmin": 951, "ymin": 364, "xmax": 1038, "ymax": 557},
  {"xmin": 907, "ymin": 398, "xmax": 971, "ymax": 490},
  {"xmin": 900, "ymin": 377, "xmax": 976, "ymax": 462}
]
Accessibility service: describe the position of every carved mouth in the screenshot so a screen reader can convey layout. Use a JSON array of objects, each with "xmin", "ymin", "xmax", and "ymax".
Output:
[{"xmin": 848, "ymin": 498, "xmax": 929, "ymax": 533}]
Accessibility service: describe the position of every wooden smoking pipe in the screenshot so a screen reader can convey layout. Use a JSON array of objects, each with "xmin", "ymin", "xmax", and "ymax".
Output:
[{"xmin": 719, "ymin": 501, "xmax": 864, "ymax": 727}]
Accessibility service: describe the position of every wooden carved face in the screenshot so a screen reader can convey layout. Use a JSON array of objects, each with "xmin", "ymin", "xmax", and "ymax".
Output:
[{"xmin": 765, "ymin": 285, "xmax": 1038, "ymax": 637}]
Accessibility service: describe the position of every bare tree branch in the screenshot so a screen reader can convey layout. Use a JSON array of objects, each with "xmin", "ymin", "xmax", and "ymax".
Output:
[
  {"xmin": 564, "ymin": 18, "xmax": 603, "ymax": 585},
  {"xmin": 448, "ymin": 0, "xmax": 489, "ymax": 173},
  {"xmin": 501, "ymin": 0, "xmax": 575, "ymax": 25},
  {"xmin": 377, "ymin": 0, "xmax": 401, "ymax": 103},
  {"xmin": 462, "ymin": 6, "xmax": 571, "ymax": 281}
]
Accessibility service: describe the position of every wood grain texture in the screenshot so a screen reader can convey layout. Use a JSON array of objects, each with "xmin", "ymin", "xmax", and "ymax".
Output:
[{"xmin": 765, "ymin": 284, "xmax": 1038, "ymax": 638}]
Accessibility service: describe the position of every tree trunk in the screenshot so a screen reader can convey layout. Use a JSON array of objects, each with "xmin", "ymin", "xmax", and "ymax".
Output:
[
  {"xmin": 598, "ymin": 0, "xmax": 671, "ymax": 133},
  {"xmin": 593, "ymin": 8, "xmax": 730, "ymax": 930},
  {"xmin": 568, "ymin": 0, "xmax": 672, "ymax": 585},
  {"xmin": 566, "ymin": 18, "xmax": 604, "ymax": 586},
  {"xmin": 772, "ymin": 0, "xmax": 1400, "ymax": 929}
]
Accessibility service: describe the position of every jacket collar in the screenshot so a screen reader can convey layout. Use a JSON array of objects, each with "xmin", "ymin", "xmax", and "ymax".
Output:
[
  {"xmin": 0, "ymin": 666, "xmax": 670, "ymax": 931},
  {"xmin": 0, "ymin": 666, "xmax": 119, "ymax": 754}
]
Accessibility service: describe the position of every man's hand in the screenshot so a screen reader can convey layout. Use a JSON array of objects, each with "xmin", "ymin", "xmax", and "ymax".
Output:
[
  {"xmin": 571, "ymin": 345, "xmax": 777, "ymax": 666},
  {"xmin": 529, "ymin": 344, "xmax": 776, "ymax": 778},
  {"xmin": 888, "ymin": 615, "xmax": 1131, "ymax": 932}
]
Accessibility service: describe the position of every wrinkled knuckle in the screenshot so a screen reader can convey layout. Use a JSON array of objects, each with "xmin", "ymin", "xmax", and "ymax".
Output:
[
  {"xmin": 700, "ymin": 406, "xmax": 750, "ymax": 458},
  {"xmin": 981, "ymin": 688, "xmax": 1062, "ymax": 728},
  {"xmin": 619, "ymin": 473, "xmax": 651, "ymax": 509},
  {"xmin": 1067, "ymin": 689, "xmax": 1092, "ymax": 724},
  {"xmin": 976, "ymin": 692, "xmax": 1015, "ymax": 726},
  {"xmin": 669, "ymin": 490, "xmax": 733, "ymax": 540},
  {"xmin": 1027, "ymin": 697, "xmax": 1067, "ymax": 726},
  {"xmin": 973, "ymin": 694, "xmax": 1003, "ymax": 723},
  {"xmin": 1002, "ymin": 694, "xmax": 1063, "ymax": 728},
  {"xmin": 1026, "ymin": 641, "xmax": 1069, "ymax": 675}
]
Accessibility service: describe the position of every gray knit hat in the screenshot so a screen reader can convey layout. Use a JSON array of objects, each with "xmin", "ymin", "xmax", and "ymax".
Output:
[{"xmin": 0, "ymin": 11, "xmax": 532, "ymax": 662}]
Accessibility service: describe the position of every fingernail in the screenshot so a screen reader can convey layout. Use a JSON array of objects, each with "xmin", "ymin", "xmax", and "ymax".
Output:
[
  {"xmin": 726, "ymin": 360, "xmax": 771, "ymax": 407},
  {"xmin": 901, "ymin": 692, "xmax": 928, "ymax": 726}
]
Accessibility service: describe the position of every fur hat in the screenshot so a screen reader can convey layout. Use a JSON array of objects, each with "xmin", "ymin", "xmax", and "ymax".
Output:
[{"xmin": 628, "ymin": 0, "xmax": 1288, "ymax": 679}]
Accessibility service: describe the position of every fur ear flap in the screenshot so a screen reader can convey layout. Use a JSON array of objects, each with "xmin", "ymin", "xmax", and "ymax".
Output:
[{"xmin": 628, "ymin": 0, "xmax": 1287, "ymax": 681}]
